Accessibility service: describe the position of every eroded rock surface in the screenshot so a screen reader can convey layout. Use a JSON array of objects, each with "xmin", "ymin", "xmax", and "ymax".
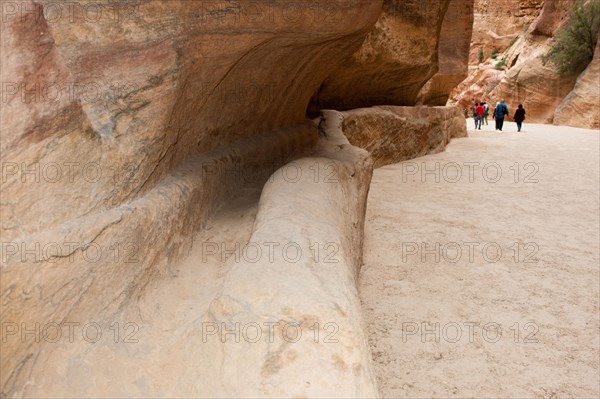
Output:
[
  {"xmin": 10, "ymin": 116, "xmax": 377, "ymax": 398},
  {"xmin": 417, "ymin": 0, "xmax": 475, "ymax": 105},
  {"xmin": 308, "ymin": 0, "xmax": 452, "ymax": 112},
  {"xmin": 468, "ymin": 0, "xmax": 543, "ymax": 64},
  {"xmin": 1, "ymin": 1, "xmax": 383, "ymax": 395},
  {"xmin": 206, "ymin": 113, "xmax": 376, "ymax": 397},
  {"xmin": 1, "ymin": 0, "xmax": 475, "ymax": 396},
  {"xmin": 1, "ymin": 0, "xmax": 382, "ymax": 240},
  {"xmin": 554, "ymin": 35, "xmax": 600, "ymax": 129},
  {"xmin": 340, "ymin": 106, "xmax": 468, "ymax": 168},
  {"xmin": 451, "ymin": 0, "xmax": 600, "ymax": 126}
]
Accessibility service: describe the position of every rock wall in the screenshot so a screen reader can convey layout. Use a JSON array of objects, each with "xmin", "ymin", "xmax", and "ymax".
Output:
[
  {"xmin": 339, "ymin": 106, "xmax": 468, "ymax": 168},
  {"xmin": 1, "ymin": 0, "xmax": 382, "ymax": 241},
  {"xmin": 417, "ymin": 0, "xmax": 475, "ymax": 105},
  {"xmin": 1, "ymin": 1, "xmax": 384, "ymax": 395},
  {"xmin": 1, "ymin": 125, "xmax": 318, "ymax": 396},
  {"xmin": 554, "ymin": 34, "xmax": 600, "ymax": 129},
  {"xmin": 6, "ymin": 116, "xmax": 378, "ymax": 398},
  {"xmin": 451, "ymin": 0, "xmax": 599, "ymax": 128},
  {"xmin": 469, "ymin": 0, "xmax": 544, "ymax": 64},
  {"xmin": 1, "ymin": 0, "xmax": 473, "ymax": 396},
  {"xmin": 308, "ymin": 0, "xmax": 452, "ymax": 113}
]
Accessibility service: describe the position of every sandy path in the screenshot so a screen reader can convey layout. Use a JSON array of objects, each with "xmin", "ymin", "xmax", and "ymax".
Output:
[{"xmin": 359, "ymin": 123, "xmax": 600, "ymax": 398}]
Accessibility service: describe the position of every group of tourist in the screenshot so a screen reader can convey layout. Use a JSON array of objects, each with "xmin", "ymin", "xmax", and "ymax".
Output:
[{"xmin": 470, "ymin": 100, "xmax": 526, "ymax": 132}]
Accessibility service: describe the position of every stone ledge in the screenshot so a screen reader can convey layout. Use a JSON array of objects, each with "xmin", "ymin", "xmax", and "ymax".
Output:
[
  {"xmin": 205, "ymin": 110, "xmax": 377, "ymax": 397},
  {"xmin": 339, "ymin": 106, "xmax": 468, "ymax": 168}
]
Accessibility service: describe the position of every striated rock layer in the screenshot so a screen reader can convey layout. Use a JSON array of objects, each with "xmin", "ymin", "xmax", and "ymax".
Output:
[
  {"xmin": 1, "ymin": 0, "xmax": 384, "ymax": 395},
  {"xmin": 308, "ymin": 0, "xmax": 452, "ymax": 112},
  {"xmin": 339, "ymin": 106, "xmax": 468, "ymax": 168},
  {"xmin": 1, "ymin": 0, "xmax": 474, "ymax": 396},
  {"xmin": 468, "ymin": 0, "xmax": 543, "ymax": 64},
  {"xmin": 1, "ymin": 125, "xmax": 318, "ymax": 397},
  {"xmin": 554, "ymin": 35, "xmax": 600, "ymax": 129},
  {"xmin": 8, "ymin": 118, "xmax": 378, "ymax": 398},
  {"xmin": 1, "ymin": 0, "xmax": 382, "ymax": 240}
]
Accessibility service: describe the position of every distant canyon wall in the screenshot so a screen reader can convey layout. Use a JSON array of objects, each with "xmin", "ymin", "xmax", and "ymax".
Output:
[
  {"xmin": 451, "ymin": 0, "xmax": 600, "ymax": 129},
  {"xmin": 469, "ymin": 0, "xmax": 544, "ymax": 64}
]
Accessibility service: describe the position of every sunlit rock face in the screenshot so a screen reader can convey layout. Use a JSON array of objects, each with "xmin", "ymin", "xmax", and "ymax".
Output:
[
  {"xmin": 468, "ymin": 0, "xmax": 544, "ymax": 64},
  {"xmin": 308, "ymin": 0, "xmax": 453, "ymax": 113},
  {"xmin": 481, "ymin": 0, "xmax": 577, "ymax": 123},
  {"xmin": 451, "ymin": 0, "xmax": 600, "ymax": 127}
]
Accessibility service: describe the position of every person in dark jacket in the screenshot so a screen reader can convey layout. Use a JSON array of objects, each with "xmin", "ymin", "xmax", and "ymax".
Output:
[
  {"xmin": 493, "ymin": 100, "xmax": 509, "ymax": 131},
  {"xmin": 513, "ymin": 104, "xmax": 526, "ymax": 132}
]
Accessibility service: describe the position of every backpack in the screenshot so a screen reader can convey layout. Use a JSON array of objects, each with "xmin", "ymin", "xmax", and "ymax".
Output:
[{"xmin": 495, "ymin": 104, "xmax": 503, "ymax": 117}]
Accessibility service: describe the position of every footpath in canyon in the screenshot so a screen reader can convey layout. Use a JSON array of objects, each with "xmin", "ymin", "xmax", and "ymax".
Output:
[{"xmin": 360, "ymin": 123, "xmax": 600, "ymax": 398}]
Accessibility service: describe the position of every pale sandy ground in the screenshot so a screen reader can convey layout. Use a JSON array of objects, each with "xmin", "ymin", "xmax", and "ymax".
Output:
[{"xmin": 359, "ymin": 122, "xmax": 600, "ymax": 398}]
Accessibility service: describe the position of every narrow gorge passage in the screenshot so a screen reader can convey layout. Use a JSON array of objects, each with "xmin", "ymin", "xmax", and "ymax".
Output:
[
  {"xmin": 360, "ymin": 124, "xmax": 600, "ymax": 398},
  {"xmin": 18, "ymin": 187, "xmax": 262, "ymax": 397}
]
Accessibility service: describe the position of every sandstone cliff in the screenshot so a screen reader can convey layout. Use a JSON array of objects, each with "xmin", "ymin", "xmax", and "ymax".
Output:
[
  {"xmin": 554, "ymin": 33, "xmax": 600, "ymax": 129},
  {"xmin": 417, "ymin": 0, "xmax": 475, "ymax": 105},
  {"xmin": 1, "ymin": 1, "xmax": 473, "ymax": 396},
  {"xmin": 1, "ymin": 1, "xmax": 383, "ymax": 395},
  {"xmin": 308, "ymin": 0, "xmax": 452, "ymax": 112},
  {"xmin": 451, "ymin": 0, "xmax": 600, "ymax": 128},
  {"xmin": 469, "ymin": 0, "xmax": 544, "ymax": 64},
  {"xmin": 1, "ymin": 0, "xmax": 382, "ymax": 241}
]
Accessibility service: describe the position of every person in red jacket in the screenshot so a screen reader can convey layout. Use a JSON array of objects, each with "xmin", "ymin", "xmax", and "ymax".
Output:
[{"xmin": 475, "ymin": 102, "xmax": 485, "ymax": 130}]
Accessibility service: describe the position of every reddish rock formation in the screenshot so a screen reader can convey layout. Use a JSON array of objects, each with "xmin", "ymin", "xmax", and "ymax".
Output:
[
  {"xmin": 308, "ymin": 0, "xmax": 452, "ymax": 112},
  {"xmin": 469, "ymin": 0, "xmax": 544, "ymax": 64},
  {"xmin": 417, "ymin": 0, "xmax": 475, "ymax": 105},
  {"xmin": 451, "ymin": 0, "xmax": 599, "ymax": 127},
  {"xmin": 1, "ymin": 0, "xmax": 475, "ymax": 396},
  {"xmin": 1, "ymin": 0, "xmax": 382, "ymax": 241}
]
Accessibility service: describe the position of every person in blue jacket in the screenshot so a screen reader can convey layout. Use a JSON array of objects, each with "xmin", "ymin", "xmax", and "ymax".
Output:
[{"xmin": 493, "ymin": 100, "xmax": 509, "ymax": 131}]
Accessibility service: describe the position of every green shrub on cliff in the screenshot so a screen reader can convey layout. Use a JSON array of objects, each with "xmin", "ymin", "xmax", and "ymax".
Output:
[
  {"xmin": 478, "ymin": 49, "xmax": 484, "ymax": 63},
  {"xmin": 542, "ymin": 0, "xmax": 600, "ymax": 76},
  {"xmin": 495, "ymin": 57, "xmax": 507, "ymax": 70}
]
